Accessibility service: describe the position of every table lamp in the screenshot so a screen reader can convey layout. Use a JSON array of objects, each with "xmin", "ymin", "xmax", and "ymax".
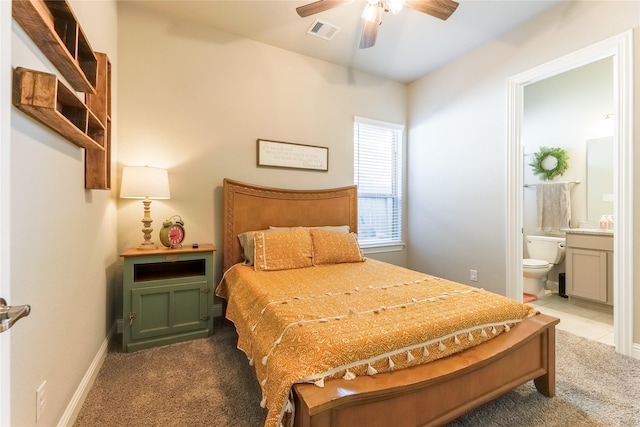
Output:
[{"xmin": 120, "ymin": 166, "xmax": 170, "ymax": 250}]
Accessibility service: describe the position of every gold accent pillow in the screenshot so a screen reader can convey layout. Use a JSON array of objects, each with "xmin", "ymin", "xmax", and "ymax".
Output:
[
  {"xmin": 254, "ymin": 227, "xmax": 313, "ymax": 271},
  {"xmin": 238, "ymin": 228, "xmax": 289, "ymax": 266},
  {"xmin": 310, "ymin": 229, "xmax": 364, "ymax": 265}
]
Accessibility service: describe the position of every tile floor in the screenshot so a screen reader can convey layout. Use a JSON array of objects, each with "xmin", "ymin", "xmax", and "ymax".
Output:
[{"xmin": 527, "ymin": 291, "xmax": 614, "ymax": 346}]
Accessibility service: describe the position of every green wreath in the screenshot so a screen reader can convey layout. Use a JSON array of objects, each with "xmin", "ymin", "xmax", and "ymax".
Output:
[{"xmin": 529, "ymin": 147, "xmax": 569, "ymax": 181}]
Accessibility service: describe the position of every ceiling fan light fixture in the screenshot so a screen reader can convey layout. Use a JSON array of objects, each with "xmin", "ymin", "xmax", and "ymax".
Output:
[
  {"xmin": 387, "ymin": 0, "xmax": 405, "ymax": 15},
  {"xmin": 296, "ymin": 0, "xmax": 460, "ymax": 50},
  {"xmin": 361, "ymin": 2, "xmax": 379, "ymax": 23}
]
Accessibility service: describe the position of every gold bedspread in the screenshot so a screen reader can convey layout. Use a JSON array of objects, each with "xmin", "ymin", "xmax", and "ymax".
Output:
[{"xmin": 216, "ymin": 259, "xmax": 536, "ymax": 427}]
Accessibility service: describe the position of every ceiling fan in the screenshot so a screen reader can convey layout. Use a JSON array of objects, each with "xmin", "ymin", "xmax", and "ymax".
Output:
[{"xmin": 296, "ymin": 0, "xmax": 460, "ymax": 49}]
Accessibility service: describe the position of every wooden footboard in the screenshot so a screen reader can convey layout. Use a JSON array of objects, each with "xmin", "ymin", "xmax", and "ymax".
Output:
[{"xmin": 293, "ymin": 313, "xmax": 558, "ymax": 427}]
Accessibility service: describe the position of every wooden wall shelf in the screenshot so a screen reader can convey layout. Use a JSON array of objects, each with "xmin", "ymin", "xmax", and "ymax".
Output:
[
  {"xmin": 12, "ymin": 0, "xmax": 112, "ymax": 190},
  {"xmin": 13, "ymin": 0, "xmax": 97, "ymax": 94},
  {"xmin": 85, "ymin": 53, "xmax": 112, "ymax": 189},
  {"xmin": 13, "ymin": 67, "xmax": 105, "ymax": 151}
]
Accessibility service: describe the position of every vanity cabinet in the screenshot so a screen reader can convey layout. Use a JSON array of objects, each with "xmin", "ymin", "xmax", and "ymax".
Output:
[{"xmin": 566, "ymin": 232, "xmax": 613, "ymax": 309}]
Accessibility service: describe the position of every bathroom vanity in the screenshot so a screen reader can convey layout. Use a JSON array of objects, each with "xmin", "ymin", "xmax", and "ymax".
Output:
[{"xmin": 564, "ymin": 229, "xmax": 613, "ymax": 312}]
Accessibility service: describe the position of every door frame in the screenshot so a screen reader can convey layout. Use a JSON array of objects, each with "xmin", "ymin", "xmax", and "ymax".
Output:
[
  {"xmin": 0, "ymin": 1, "xmax": 12, "ymax": 424},
  {"xmin": 506, "ymin": 31, "xmax": 635, "ymax": 357}
]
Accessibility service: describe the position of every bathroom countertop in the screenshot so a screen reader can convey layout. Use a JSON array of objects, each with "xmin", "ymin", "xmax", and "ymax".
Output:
[{"xmin": 562, "ymin": 228, "xmax": 614, "ymax": 236}]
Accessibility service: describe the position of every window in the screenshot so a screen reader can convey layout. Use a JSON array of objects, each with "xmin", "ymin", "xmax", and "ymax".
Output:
[{"xmin": 353, "ymin": 117, "xmax": 404, "ymax": 248}]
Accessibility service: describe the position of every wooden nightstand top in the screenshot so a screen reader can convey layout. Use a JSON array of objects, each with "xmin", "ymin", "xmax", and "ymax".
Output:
[{"xmin": 121, "ymin": 244, "xmax": 216, "ymax": 258}]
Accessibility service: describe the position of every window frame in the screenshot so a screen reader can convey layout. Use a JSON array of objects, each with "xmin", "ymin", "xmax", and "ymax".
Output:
[{"xmin": 353, "ymin": 116, "xmax": 405, "ymax": 252}]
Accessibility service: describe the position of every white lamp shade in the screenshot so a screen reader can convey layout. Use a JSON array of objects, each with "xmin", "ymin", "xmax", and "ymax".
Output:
[{"xmin": 120, "ymin": 166, "xmax": 171, "ymax": 199}]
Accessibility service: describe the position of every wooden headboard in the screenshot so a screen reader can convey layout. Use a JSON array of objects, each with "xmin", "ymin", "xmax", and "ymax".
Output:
[{"xmin": 222, "ymin": 178, "xmax": 358, "ymax": 271}]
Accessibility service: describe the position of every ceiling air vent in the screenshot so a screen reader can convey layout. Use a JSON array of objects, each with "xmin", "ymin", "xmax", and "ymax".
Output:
[{"xmin": 306, "ymin": 19, "xmax": 341, "ymax": 41}]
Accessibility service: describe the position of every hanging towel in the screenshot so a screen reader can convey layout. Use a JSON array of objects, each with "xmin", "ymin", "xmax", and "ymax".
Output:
[{"xmin": 536, "ymin": 182, "xmax": 571, "ymax": 235}]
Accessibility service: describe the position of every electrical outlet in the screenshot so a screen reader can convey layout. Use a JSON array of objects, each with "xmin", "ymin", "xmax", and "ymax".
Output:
[
  {"xmin": 36, "ymin": 380, "xmax": 46, "ymax": 423},
  {"xmin": 470, "ymin": 269, "xmax": 478, "ymax": 282}
]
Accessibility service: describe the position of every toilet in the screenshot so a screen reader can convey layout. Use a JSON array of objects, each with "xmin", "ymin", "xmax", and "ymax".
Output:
[{"xmin": 523, "ymin": 235, "xmax": 566, "ymax": 298}]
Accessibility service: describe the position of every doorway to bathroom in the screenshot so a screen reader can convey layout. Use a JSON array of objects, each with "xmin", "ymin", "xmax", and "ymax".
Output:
[
  {"xmin": 505, "ymin": 31, "xmax": 634, "ymax": 357},
  {"xmin": 522, "ymin": 57, "xmax": 613, "ymax": 338}
]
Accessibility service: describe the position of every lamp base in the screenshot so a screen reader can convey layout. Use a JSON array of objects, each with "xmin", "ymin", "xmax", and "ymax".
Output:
[
  {"xmin": 137, "ymin": 198, "xmax": 156, "ymax": 250},
  {"xmin": 137, "ymin": 241, "xmax": 157, "ymax": 250}
]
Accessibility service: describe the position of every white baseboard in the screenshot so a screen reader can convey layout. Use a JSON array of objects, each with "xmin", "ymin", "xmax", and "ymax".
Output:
[
  {"xmin": 632, "ymin": 342, "xmax": 640, "ymax": 360},
  {"xmin": 57, "ymin": 322, "xmax": 115, "ymax": 427},
  {"xmin": 213, "ymin": 302, "xmax": 223, "ymax": 318}
]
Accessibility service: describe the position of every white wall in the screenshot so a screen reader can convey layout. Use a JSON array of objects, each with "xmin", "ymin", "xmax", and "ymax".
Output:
[
  {"xmin": 116, "ymin": 2, "xmax": 408, "ymax": 308},
  {"xmin": 406, "ymin": 0, "xmax": 639, "ymax": 332},
  {"xmin": 9, "ymin": 1, "xmax": 118, "ymax": 424}
]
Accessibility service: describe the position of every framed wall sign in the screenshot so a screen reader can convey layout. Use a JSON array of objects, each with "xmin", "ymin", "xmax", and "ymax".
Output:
[{"xmin": 257, "ymin": 139, "xmax": 329, "ymax": 171}]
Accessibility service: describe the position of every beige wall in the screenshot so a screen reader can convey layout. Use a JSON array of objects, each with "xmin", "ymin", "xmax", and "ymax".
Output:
[
  {"xmin": 407, "ymin": 1, "xmax": 639, "ymax": 342},
  {"xmin": 116, "ymin": 2, "xmax": 408, "ymax": 299},
  {"xmin": 9, "ymin": 0, "xmax": 118, "ymax": 425}
]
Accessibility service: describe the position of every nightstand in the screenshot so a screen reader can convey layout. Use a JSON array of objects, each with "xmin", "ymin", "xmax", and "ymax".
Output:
[{"xmin": 121, "ymin": 244, "xmax": 216, "ymax": 352}]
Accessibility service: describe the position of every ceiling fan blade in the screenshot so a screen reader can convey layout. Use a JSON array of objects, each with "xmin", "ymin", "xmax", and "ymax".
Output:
[
  {"xmin": 359, "ymin": 19, "xmax": 380, "ymax": 49},
  {"xmin": 404, "ymin": 0, "xmax": 460, "ymax": 21},
  {"xmin": 296, "ymin": 0, "xmax": 352, "ymax": 18}
]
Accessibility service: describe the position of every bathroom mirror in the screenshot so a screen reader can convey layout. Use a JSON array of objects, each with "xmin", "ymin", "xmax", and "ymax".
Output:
[{"xmin": 587, "ymin": 136, "xmax": 614, "ymax": 221}]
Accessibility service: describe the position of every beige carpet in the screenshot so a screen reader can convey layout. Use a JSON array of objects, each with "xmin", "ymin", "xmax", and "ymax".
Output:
[{"xmin": 74, "ymin": 319, "xmax": 640, "ymax": 427}]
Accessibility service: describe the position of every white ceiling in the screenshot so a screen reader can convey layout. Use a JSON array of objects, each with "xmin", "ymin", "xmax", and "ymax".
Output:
[{"xmin": 132, "ymin": 0, "xmax": 563, "ymax": 83}]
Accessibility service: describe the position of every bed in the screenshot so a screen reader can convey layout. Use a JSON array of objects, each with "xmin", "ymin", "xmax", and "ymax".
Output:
[{"xmin": 218, "ymin": 178, "xmax": 559, "ymax": 427}]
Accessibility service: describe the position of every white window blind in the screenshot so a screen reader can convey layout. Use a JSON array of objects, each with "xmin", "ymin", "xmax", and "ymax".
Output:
[{"xmin": 354, "ymin": 117, "xmax": 403, "ymax": 247}]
